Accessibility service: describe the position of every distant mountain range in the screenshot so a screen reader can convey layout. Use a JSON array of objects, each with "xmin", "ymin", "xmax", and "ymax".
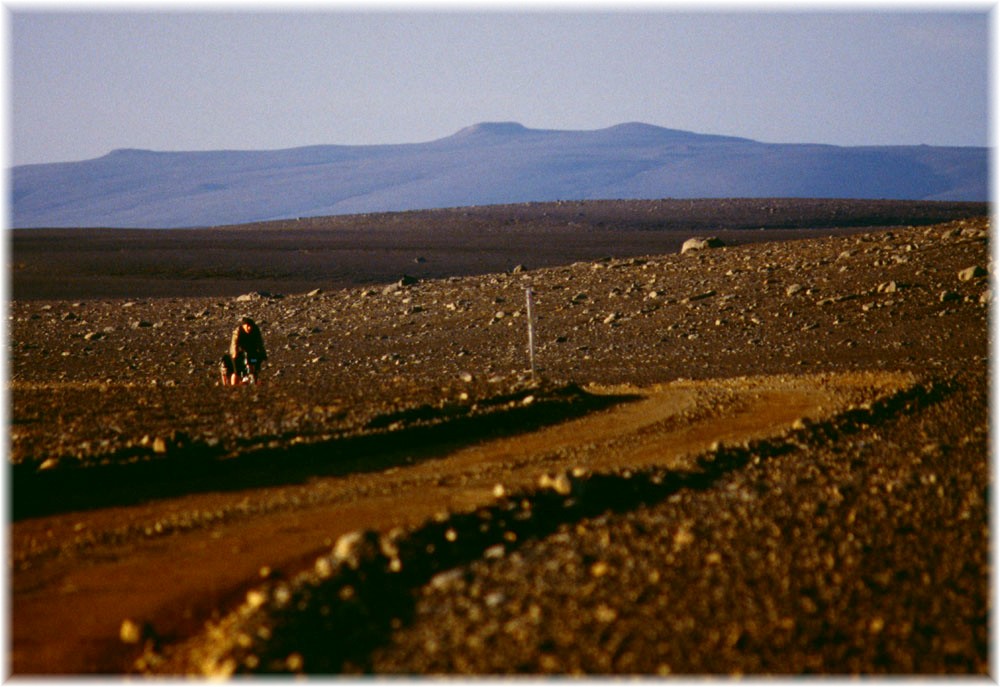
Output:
[{"xmin": 10, "ymin": 122, "xmax": 989, "ymax": 229}]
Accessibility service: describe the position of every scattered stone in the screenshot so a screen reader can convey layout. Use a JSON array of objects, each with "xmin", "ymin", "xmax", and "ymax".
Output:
[
  {"xmin": 786, "ymin": 284, "xmax": 804, "ymax": 296},
  {"xmin": 7, "ymin": 210, "xmax": 991, "ymax": 677}
]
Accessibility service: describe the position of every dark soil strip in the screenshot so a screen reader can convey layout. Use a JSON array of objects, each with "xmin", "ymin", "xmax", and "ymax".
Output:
[
  {"xmin": 11, "ymin": 199, "xmax": 987, "ymax": 300},
  {"xmin": 11, "ymin": 384, "xmax": 637, "ymax": 520}
]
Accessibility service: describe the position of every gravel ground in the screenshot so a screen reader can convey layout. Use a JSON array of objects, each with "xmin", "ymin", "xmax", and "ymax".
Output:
[
  {"xmin": 370, "ymin": 371, "xmax": 988, "ymax": 675},
  {"xmin": 8, "ymin": 209, "xmax": 991, "ymax": 676}
]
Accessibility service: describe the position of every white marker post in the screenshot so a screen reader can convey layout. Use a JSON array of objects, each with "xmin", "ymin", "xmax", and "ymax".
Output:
[{"xmin": 525, "ymin": 286, "xmax": 537, "ymax": 375}]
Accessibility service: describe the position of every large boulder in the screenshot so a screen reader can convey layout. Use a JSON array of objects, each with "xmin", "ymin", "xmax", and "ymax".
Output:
[{"xmin": 681, "ymin": 236, "xmax": 725, "ymax": 254}]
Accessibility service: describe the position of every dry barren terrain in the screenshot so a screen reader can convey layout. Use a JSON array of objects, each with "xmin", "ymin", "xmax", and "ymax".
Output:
[{"xmin": 7, "ymin": 200, "xmax": 991, "ymax": 676}]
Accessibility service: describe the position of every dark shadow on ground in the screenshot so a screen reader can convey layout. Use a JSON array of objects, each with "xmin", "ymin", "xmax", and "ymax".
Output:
[{"xmin": 10, "ymin": 384, "xmax": 638, "ymax": 520}]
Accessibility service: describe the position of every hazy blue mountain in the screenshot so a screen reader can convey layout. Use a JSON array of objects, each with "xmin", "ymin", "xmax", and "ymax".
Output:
[{"xmin": 10, "ymin": 122, "xmax": 988, "ymax": 228}]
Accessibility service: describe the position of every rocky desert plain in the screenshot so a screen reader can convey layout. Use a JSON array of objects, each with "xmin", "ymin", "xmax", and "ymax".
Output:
[{"xmin": 6, "ymin": 198, "xmax": 992, "ymax": 676}]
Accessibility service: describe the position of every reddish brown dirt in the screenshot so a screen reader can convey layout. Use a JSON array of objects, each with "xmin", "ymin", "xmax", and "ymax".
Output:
[
  {"xmin": 11, "ymin": 373, "xmax": 913, "ymax": 674},
  {"xmin": 8, "ymin": 201, "xmax": 990, "ymax": 676}
]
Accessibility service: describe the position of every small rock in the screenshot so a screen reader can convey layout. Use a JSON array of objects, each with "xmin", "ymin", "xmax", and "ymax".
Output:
[
  {"xmin": 786, "ymin": 284, "xmax": 804, "ymax": 296},
  {"xmin": 332, "ymin": 530, "xmax": 380, "ymax": 569},
  {"xmin": 485, "ymin": 591, "xmax": 506, "ymax": 607},
  {"xmin": 245, "ymin": 589, "xmax": 267, "ymax": 609},
  {"xmin": 683, "ymin": 290, "xmax": 716, "ymax": 303},
  {"xmin": 958, "ymin": 265, "xmax": 987, "ymax": 282},
  {"xmin": 594, "ymin": 604, "xmax": 618, "ymax": 623},
  {"xmin": 120, "ymin": 619, "xmax": 142, "ymax": 644},
  {"xmin": 538, "ymin": 471, "xmax": 573, "ymax": 495},
  {"xmin": 429, "ymin": 569, "xmax": 464, "ymax": 590},
  {"xmin": 484, "ymin": 544, "xmax": 505, "ymax": 559},
  {"xmin": 314, "ymin": 557, "xmax": 334, "ymax": 579}
]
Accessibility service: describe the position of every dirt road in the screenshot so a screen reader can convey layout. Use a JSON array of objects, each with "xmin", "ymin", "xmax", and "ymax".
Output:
[{"xmin": 11, "ymin": 371, "xmax": 912, "ymax": 675}]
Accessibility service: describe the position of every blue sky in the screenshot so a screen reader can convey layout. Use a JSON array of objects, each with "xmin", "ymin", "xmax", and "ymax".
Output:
[{"xmin": 6, "ymin": 6, "xmax": 992, "ymax": 166}]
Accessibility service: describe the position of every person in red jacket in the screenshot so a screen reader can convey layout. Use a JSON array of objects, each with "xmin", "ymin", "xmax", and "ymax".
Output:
[{"xmin": 219, "ymin": 316, "xmax": 268, "ymax": 385}]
